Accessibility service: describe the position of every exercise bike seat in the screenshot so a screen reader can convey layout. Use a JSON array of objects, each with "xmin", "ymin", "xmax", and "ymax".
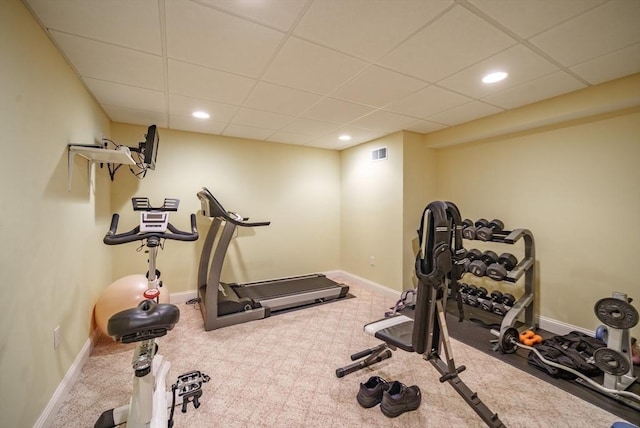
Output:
[{"xmin": 108, "ymin": 299, "xmax": 180, "ymax": 343}]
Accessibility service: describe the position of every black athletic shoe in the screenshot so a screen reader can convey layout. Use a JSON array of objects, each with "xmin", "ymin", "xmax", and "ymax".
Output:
[
  {"xmin": 380, "ymin": 381, "xmax": 421, "ymax": 417},
  {"xmin": 356, "ymin": 376, "xmax": 390, "ymax": 408}
]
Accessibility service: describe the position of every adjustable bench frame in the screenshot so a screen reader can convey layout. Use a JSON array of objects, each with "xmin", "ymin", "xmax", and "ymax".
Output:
[{"xmin": 336, "ymin": 201, "xmax": 505, "ymax": 428}]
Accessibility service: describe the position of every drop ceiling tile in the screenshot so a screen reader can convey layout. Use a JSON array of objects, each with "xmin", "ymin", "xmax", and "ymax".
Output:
[
  {"xmin": 168, "ymin": 94, "xmax": 238, "ymax": 123},
  {"xmin": 467, "ymin": 0, "xmax": 606, "ymax": 39},
  {"xmin": 404, "ymin": 120, "xmax": 447, "ymax": 134},
  {"xmin": 530, "ymin": 0, "xmax": 640, "ymax": 67},
  {"xmin": 332, "ymin": 65, "xmax": 428, "ymax": 108},
  {"xmin": 570, "ymin": 44, "xmax": 640, "ymax": 85},
  {"xmin": 482, "ymin": 71, "xmax": 586, "ymax": 109},
  {"xmin": 169, "ymin": 115, "xmax": 228, "ymax": 136},
  {"xmin": 304, "ymin": 138, "xmax": 349, "ymax": 150},
  {"xmin": 308, "ymin": 126, "xmax": 385, "ymax": 149},
  {"xmin": 281, "ymin": 118, "xmax": 338, "ymax": 137},
  {"xmin": 231, "ymin": 107, "xmax": 295, "ymax": 130},
  {"xmin": 427, "ymin": 101, "xmax": 503, "ymax": 126},
  {"xmin": 50, "ymin": 31, "xmax": 163, "ymax": 90},
  {"xmin": 294, "ymin": 0, "xmax": 453, "ymax": 61},
  {"xmin": 267, "ymin": 131, "xmax": 314, "ymax": 145},
  {"xmin": 196, "ymin": 0, "xmax": 308, "ymax": 31},
  {"xmin": 165, "ymin": 1, "xmax": 285, "ymax": 77},
  {"xmin": 384, "ymin": 85, "xmax": 471, "ymax": 118},
  {"xmin": 223, "ymin": 124, "xmax": 275, "ymax": 141},
  {"xmin": 262, "ymin": 37, "xmax": 368, "ymax": 94},
  {"xmin": 244, "ymin": 82, "xmax": 323, "ymax": 116},
  {"xmin": 101, "ymin": 105, "xmax": 168, "ymax": 129},
  {"xmin": 350, "ymin": 110, "xmax": 418, "ymax": 133},
  {"xmin": 84, "ymin": 78, "xmax": 165, "ymax": 112},
  {"xmin": 25, "ymin": 0, "xmax": 161, "ymax": 53},
  {"xmin": 168, "ymin": 60, "xmax": 255, "ymax": 105},
  {"xmin": 379, "ymin": 5, "xmax": 516, "ymax": 82},
  {"xmin": 438, "ymin": 44, "xmax": 559, "ymax": 99},
  {"xmin": 301, "ymin": 98, "xmax": 374, "ymax": 124}
]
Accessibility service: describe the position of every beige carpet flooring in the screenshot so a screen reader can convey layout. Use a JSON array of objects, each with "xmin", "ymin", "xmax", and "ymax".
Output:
[{"xmin": 51, "ymin": 278, "xmax": 634, "ymax": 427}]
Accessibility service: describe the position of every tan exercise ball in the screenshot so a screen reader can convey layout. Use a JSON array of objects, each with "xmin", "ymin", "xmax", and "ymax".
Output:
[{"xmin": 94, "ymin": 274, "xmax": 170, "ymax": 340}]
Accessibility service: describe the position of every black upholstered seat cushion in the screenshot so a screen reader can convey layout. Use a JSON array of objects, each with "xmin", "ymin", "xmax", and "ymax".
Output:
[{"xmin": 364, "ymin": 315, "xmax": 415, "ymax": 353}]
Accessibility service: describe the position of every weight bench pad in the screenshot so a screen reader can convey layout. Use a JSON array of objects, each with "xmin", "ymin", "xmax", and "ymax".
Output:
[{"xmin": 364, "ymin": 315, "xmax": 415, "ymax": 353}]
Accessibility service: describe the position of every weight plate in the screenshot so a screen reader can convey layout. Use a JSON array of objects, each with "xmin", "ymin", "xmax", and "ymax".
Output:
[
  {"xmin": 594, "ymin": 298, "xmax": 639, "ymax": 329},
  {"xmin": 593, "ymin": 348, "xmax": 630, "ymax": 375},
  {"xmin": 500, "ymin": 327, "xmax": 519, "ymax": 354}
]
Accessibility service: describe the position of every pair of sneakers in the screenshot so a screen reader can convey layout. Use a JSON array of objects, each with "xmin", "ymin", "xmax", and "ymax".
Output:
[{"xmin": 356, "ymin": 376, "xmax": 421, "ymax": 418}]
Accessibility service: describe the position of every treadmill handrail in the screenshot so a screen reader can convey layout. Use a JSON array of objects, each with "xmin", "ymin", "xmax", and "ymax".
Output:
[{"xmin": 197, "ymin": 187, "xmax": 270, "ymax": 228}]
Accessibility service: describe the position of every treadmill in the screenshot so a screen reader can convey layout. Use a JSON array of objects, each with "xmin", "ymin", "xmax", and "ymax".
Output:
[{"xmin": 196, "ymin": 187, "xmax": 350, "ymax": 331}]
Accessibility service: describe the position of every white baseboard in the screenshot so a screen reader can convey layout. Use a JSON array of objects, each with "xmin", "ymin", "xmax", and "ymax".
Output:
[
  {"xmin": 170, "ymin": 289, "xmax": 198, "ymax": 304},
  {"xmin": 324, "ymin": 270, "xmax": 401, "ymax": 300},
  {"xmin": 35, "ymin": 289, "xmax": 198, "ymax": 427},
  {"xmin": 34, "ymin": 328, "xmax": 101, "ymax": 428},
  {"xmin": 538, "ymin": 315, "xmax": 594, "ymax": 336}
]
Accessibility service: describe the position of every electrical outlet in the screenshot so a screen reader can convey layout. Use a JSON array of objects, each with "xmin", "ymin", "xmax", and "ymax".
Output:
[
  {"xmin": 369, "ymin": 256, "xmax": 375, "ymax": 266},
  {"xmin": 53, "ymin": 326, "xmax": 61, "ymax": 350}
]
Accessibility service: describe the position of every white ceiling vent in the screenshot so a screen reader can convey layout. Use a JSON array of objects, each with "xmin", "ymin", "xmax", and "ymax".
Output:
[{"xmin": 371, "ymin": 146, "xmax": 388, "ymax": 161}]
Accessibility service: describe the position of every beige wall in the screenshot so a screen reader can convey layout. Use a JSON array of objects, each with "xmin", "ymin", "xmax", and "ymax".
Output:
[
  {"xmin": 431, "ymin": 103, "xmax": 639, "ymax": 337},
  {"xmin": 5, "ymin": 1, "xmax": 640, "ymax": 425},
  {"xmin": 340, "ymin": 132, "xmax": 404, "ymax": 290},
  {"xmin": 108, "ymin": 124, "xmax": 342, "ymax": 293},
  {"xmin": 402, "ymin": 131, "xmax": 437, "ymax": 290},
  {"xmin": 0, "ymin": 0, "xmax": 113, "ymax": 426}
]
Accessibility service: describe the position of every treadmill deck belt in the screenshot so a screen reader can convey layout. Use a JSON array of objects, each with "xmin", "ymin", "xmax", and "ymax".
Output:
[{"xmin": 233, "ymin": 276, "xmax": 341, "ymax": 301}]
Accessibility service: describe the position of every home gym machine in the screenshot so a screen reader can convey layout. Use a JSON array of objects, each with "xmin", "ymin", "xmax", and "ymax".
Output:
[
  {"xmin": 96, "ymin": 198, "xmax": 209, "ymax": 428},
  {"xmin": 196, "ymin": 187, "xmax": 350, "ymax": 331},
  {"xmin": 336, "ymin": 201, "xmax": 505, "ymax": 428},
  {"xmin": 495, "ymin": 291, "xmax": 640, "ymax": 412}
]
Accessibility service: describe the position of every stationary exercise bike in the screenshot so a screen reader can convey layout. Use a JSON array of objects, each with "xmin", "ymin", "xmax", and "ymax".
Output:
[{"xmin": 95, "ymin": 197, "xmax": 208, "ymax": 428}]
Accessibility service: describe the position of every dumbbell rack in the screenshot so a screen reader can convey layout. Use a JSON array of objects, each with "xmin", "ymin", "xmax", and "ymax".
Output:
[{"xmin": 463, "ymin": 227, "xmax": 537, "ymax": 337}]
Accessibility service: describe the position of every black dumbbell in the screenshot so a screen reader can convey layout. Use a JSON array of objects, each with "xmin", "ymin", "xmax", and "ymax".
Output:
[
  {"xmin": 493, "ymin": 293, "xmax": 516, "ymax": 316},
  {"xmin": 486, "ymin": 253, "xmax": 518, "ymax": 281},
  {"xmin": 459, "ymin": 283, "xmax": 470, "ymax": 304},
  {"xmin": 476, "ymin": 219, "xmax": 505, "ymax": 241},
  {"xmin": 466, "ymin": 285, "xmax": 480, "ymax": 306},
  {"xmin": 469, "ymin": 286, "xmax": 487, "ymax": 307},
  {"xmin": 461, "ymin": 219, "xmax": 473, "ymax": 238},
  {"xmin": 462, "ymin": 218, "xmax": 488, "ymax": 240},
  {"xmin": 475, "ymin": 287, "xmax": 489, "ymax": 309},
  {"xmin": 468, "ymin": 250, "xmax": 498, "ymax": 277},
  {"xmin": 481, "ymin": 290, "xmax": 502, "ymax": 312},
  {"xmin": 461, "ymin": 249, "xmax": 482, "ymax": 272}
]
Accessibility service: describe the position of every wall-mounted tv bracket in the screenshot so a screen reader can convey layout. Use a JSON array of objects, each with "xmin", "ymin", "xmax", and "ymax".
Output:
[{"xmin": 67, "ymin": 143, "xmax": 136, "ymax": 191}]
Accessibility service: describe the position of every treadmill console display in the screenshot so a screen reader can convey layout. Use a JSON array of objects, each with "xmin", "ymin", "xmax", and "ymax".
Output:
[{"xmin": 140, "ymin": 211, "xmax": 169, "ymax": 232}]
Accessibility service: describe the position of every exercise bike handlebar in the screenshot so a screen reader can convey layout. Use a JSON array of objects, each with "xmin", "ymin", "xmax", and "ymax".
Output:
[{"xmin": 104, "ymin": 213, "xmax": 199, "ymax": 245}]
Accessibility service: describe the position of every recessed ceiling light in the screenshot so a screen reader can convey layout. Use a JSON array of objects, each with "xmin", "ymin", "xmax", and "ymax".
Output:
[
  {"xmin": 482, "ymin": 71, "xmax": 508, "ymax": 84},
  {"xmin": 192, "ymin": 111, "xmax": 210, "ymax": 119},
  {"xmin": 339, "ymin": 135, "xmax": 351, "ymax": 141}
]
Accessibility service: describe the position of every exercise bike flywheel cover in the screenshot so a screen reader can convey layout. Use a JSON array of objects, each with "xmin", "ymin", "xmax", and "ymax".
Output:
[
  {"xmin": 594, "ymin": 298, "xmax": 639, "ymax": 329},
  {"xmin": 593, "ymin": 348, "xmax": 630, "ymax": 376}
]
